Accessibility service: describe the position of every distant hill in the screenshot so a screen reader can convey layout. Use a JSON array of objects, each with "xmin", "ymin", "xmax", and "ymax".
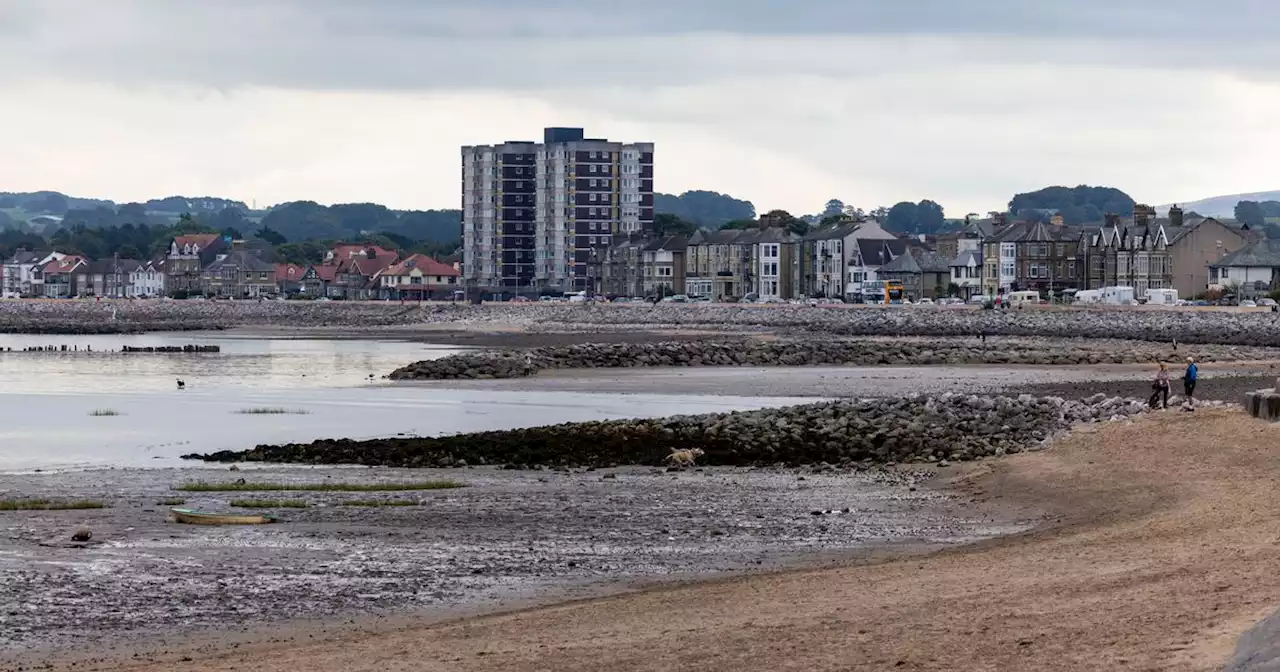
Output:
[{"xmin": 1157, "ymin": 190, "xmax": 1280, "ymax": 218}]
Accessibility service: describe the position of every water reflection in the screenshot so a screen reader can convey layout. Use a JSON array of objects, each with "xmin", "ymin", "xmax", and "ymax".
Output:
[
  {"xmin": 0, "ymin": 333, "xmax": 810, "ymax": 471},
  {"xmin": 0, "ymin": 332, "xmax": 458, "ymax": 393}
]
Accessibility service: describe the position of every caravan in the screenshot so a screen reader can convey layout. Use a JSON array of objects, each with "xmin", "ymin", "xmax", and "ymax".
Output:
[
  {"xmin": 1144, "ymin": 288, "xmax": 1179, "ymax": 306},
  {"xmin": 1005, "ymin": 290, "xmax": 1041, "ymax": 306},
  {"xmin": 1073, "ymin": 290, "xmax": 1103, "ymax": 305},
  {"xmin": 1100, "ymin": 286, "xmax": 1136, "ymax": 305}
]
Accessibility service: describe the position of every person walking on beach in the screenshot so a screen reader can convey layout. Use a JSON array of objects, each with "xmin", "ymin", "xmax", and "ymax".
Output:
[
  {"xmin": 1183, "ymin": 356, "xmax": 1198, "ymax": 411},
  {"xmin": 1149, "ymin": 362, "xmax": 1170, "ymax": 409}
]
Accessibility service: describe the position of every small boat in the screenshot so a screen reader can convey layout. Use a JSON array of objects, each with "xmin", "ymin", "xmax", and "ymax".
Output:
[{"xmin": 169, "ymin": 508, "xmax": 276, "ymax": 525}]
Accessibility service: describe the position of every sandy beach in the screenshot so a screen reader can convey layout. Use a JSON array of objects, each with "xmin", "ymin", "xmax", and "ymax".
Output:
[{"xmin": 4, "ymin": 409, "xmax": 1274, "ymax": 670}]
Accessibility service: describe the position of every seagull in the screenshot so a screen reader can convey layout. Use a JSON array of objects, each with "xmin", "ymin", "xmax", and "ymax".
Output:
[{"xmin": 176, "ymin": 379, "xmax": 185, "ymax": 390}]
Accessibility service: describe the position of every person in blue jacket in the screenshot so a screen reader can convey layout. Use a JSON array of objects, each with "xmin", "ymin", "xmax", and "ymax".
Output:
[{"xmin": 1183, "ymin": 356, "xmax": 1198, "ymax": 410}]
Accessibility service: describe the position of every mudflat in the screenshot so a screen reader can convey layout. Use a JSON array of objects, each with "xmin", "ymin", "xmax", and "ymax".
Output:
[{"xmin": 42, "ymin": 408, "xmax": 1280, "ymax": 671}]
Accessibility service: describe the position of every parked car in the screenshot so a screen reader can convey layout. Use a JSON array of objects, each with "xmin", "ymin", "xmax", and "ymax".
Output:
[
  {"xmin": 1241, "ymin": 299, "xmax": 1258, "ymax": 307},
  {"xmin": 510, "ymin": 296, "xmax": 532, "ymax": 302},
  {"xmin": 1261, "ymin": 298, "xmax": 1278, "ymax": 307}
]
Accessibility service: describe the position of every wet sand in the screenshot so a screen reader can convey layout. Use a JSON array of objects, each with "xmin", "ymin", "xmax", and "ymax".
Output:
[
  {"xmin": 54, "ymin": 408, "xmax": 1280, "ymax": 672},
  {"xmin": 407, "ymin": 361, "xmax": 1280, "ymax": 401},
  {"xmin": 0, "ymin": 463, "xmax": 1028, "ymax": 669}
]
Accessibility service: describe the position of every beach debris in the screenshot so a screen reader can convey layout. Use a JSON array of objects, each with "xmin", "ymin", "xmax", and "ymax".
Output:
[{"xmin": 71, "ymin": 528, "xmax": 92, "ymax": 542}]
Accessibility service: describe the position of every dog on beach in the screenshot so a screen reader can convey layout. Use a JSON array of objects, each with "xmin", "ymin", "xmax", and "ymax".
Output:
[{"xmin": 664, "ymin": 448, "xmax": 705, "ymax": 467}]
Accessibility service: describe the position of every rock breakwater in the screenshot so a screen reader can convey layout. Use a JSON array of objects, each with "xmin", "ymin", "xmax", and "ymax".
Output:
[
  {"xmin": 389, "ymin": 338, "xmax": 1279, "ymax": 380},
  {"xmin": 183, "ymin": 393, "xmax": 1150, "ymax": 468}
]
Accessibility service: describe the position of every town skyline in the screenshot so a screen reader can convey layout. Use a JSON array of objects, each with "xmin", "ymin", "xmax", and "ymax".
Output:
[{"xmin": 3, "ymin": 1, "xmax": 1279, "ymax": 216}]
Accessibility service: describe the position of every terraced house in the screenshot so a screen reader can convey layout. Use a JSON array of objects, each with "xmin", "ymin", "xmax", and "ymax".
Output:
[
  {"xmin": 200, "ymin": 247, "xmax": 277, "ymax": 298},
  {"xmin": 684, "ymin": 227, "xmax": 798, "ymax": 300},
  {"xmin": 981, "ymin": 219, "xmax": 1079, "ymax": 296},
  {"xmin": 1077, "ymin": 205, "xmax": 1173, "ymax": 293},
  {"xmin": 165, "ymin": 233, "xmax": 225, "ymax": 294}
]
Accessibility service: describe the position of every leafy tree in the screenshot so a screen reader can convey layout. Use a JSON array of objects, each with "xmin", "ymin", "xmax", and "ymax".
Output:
[
  {"xmin": 917, "ymin": 200, "xmax": 945, "ymax": 232},
  {"xmin": 884, "ymin": 202, "xmax": 919, "ymax": 233},
  {"xmin": 653, "ymin": 213, "xmax": 697, "ymax": 237},
  {"xmin": 822, "ymin": 199, "xmax": 845, "ymax": 218},
  {"xmin": 869, "ymin": 206, "xmax": 890, "ymax": 222},
  {"xmin": 254, "ymin": 226, "xmax": 287, "ymax": 246},
  {"xmin": 1008, "ymin": 185, "xmax": 1135, "ymax": 226},
  {"xmin": 1235, "ymin": 200, "xmax": 1267, "ymax": 228},
  {"xmin": 274, "ymin": 241, "xmax": 329, "ymax": 266},
  {"xmin": 654, "ymin": 190, "xmax": 755, "ymax": 229},
  {"xmin": 116, "ymin": 244, "xmax": 142, "ymax": 259}
]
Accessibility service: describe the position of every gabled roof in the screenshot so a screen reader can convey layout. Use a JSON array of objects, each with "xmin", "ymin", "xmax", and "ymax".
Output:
[
  {"xmin": 337, "ymin": 251, "xmax": 399, "ymax": 277},
  {"xmin": 42, "ymin": 256, "xmax": 87, "ymax": 274},
  {"xmin": 951, "ymin": 249, "xmax": 982, "ymax": 267},
  {"xmin": 642, "ymin": 235, "xmax": 688, "ymax": 252},
  {"xmin": 1210, "ymin": 239, "xmax": 1280, "ymax": 268},
  {"xmin": 383, "ymin": 254, "xmax": 459, "ymax": 277},
  {"xmin": 275, "ymin": 263, "xmax": 305, "ymax": 280},
  {"xmin": 995, "ymin": 221, "xmax": 1077, "ymax": 243},
  {"xmin": 7, "ymin": 250, "xmax": 41, "ymax": 265},
  {"xmin": 854, "ymin": 238, "xmax": 910, "ymax": 267},
  {"xmin": 307, "ymin": 265, "xmax": 339, "ymax": 282},
  {"xmin": 205, "ymin": 250, "xmax": 275, "ymax": 273},
  {"xmin": 881, "ymin": 247, "xmax": 952, "ymax": 274},
  {"xmin": 879, "ymin": 248, "xmax": 922, "ymax": 274},
  {"xmin": 174, "ymin": 234, "xmax": 220, "ymax": 249},
  {"xmin": 802, "ymin": 222, "xmax": 860, "ymax": 242},
  {"xmin": 80, "ymin": 259, "xmax": 143, "ymax": 274},
  {"xmin": 329, "ymin": 243, "xmax": 397, "ymax": 262}
]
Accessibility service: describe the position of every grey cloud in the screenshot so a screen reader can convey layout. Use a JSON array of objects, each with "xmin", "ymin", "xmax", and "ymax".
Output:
[{"xmin": 1, "ymin": 0, "xmax": 1279, "ymax": 92}]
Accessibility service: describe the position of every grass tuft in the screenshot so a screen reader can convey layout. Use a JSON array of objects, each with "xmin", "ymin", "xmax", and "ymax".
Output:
[
  {"xmin": 0, "ymin": 499, "xmax": 107, "ymax": 511},
  {"xmin": 229, "ymin": 499, "xmax": 308, "ymax": 509},
  {"xmin": 341, "ymin": 499, "xmax": 421, "ymax": 507},
  {"xmin": 234, "ymin": 408, "xmax": 310, "ymax": 415},
  {"xmin": 88, "ymin": 409, "xmax": 122, "ymax": 417},
  {"xmin": 175, "ymin": 480, "xmax": 465, "ymax": 493},
  {"xmin": 157, "ymin": 498, "xmax": 186, "ymax": 506}
]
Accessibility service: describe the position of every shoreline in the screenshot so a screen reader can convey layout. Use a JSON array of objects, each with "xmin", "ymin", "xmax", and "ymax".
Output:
[{"xmin": 32, "ymin": 408, "xmax": 1279, "ymax": 671}]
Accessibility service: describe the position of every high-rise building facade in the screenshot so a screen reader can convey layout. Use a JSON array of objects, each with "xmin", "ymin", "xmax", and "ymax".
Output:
[{"xmin": 462, "ymin": 127, "xmax": 653, "ymax": 294}]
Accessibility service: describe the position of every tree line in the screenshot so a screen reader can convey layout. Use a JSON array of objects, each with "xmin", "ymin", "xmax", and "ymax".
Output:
[{"xmin": 0, "ymin": 208, "xmax": 460, "ymax": 266}]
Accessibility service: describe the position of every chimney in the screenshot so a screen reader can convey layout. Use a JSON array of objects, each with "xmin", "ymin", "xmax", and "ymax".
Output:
[
  {"xmin": 1050, "ymin": 213, "xmax": 1064, "ymax": 227},
  {"xmin": 993, "ymin": 212, "xmax": 1007, "ymax": 227},
  {"xmin": 1169, "ymin": 204, "xmax": 1184, "ymax": 228},
  {"xmin": 1133, "ymin": 204, "xmax": 1155, "ymax": 228}
]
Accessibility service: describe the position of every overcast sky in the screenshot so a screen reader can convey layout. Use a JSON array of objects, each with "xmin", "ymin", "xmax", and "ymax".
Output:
[{"xmin": 2, "ymin": 0, "xmax": 1278, "ymax": 216}]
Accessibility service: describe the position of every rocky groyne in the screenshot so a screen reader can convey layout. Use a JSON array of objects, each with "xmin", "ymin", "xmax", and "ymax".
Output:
[
  {"xmin": 389, "ymin": 337, "xmax": 1279, "ymax": 380},
  {"xmin": 121, "ymin": 345, "xmax": 221, "ymax": 353},
  {"xmin": 183, "ymin": 393, "xmax": 1153, "ymax": 468}
]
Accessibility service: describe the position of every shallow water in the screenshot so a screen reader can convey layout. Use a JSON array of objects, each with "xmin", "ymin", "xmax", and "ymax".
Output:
[{"xmin": 0, "ymin": 333, "xmax": 812, "ymax": 471}]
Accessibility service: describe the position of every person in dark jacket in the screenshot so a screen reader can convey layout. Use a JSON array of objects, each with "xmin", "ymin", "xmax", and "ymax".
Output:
[
  {"xmin": 1183, "ymin": 356, "xmax": 1198, "ymax": 410},
  {"xmin": 1148, "ymin": 362, "xmax": 1170, "ymax": 409}
]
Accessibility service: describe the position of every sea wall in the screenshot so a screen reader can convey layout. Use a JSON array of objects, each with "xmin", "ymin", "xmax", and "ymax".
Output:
[
  {"xmin": 184, "ymin": 393, "xmax": 1154, "ymax": 468},
  {"xmin": 388, "ymin": 338, "xmax": 1276, "ymax": 380},
  {"xmin": 4, "ymin": 301, "xmax": 1280, "ymax": 346}
]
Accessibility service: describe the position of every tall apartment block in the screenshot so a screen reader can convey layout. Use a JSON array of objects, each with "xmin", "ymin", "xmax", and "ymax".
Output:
[{"xmin": 461, "ymin": 127, "xmax": 654, "ymax": 294}]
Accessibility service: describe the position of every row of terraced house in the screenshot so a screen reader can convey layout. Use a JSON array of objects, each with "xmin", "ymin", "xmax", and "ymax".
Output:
[
  {"xmin": 1, "ymin": 235, "xmax": 460, "ymax": 300},
  {"xmin": 586, "ymin": 204, "xmax": 1264, "ymax": 302}
]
